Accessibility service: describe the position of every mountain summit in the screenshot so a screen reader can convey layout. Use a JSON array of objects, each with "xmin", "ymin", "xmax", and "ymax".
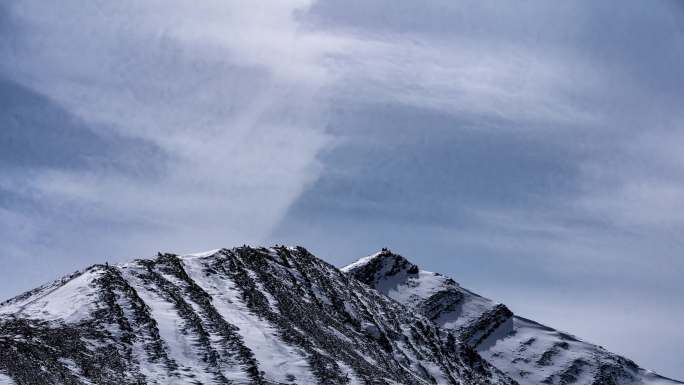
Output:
[
  {"xmin": 0, "ymin": 246, "xmax": 512, "ymax": 385},
  {"xmin": 0, "ymin": 246, "xmax": 680, "ymax": 385},
  {"xmin": 343, "ymin": 249, "xmax": 682, "ymax": 385}
]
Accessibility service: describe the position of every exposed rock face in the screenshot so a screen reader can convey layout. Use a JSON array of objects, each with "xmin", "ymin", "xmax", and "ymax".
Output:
[
  {"xmin": 0, "ymin": 246, "xmax": 515, "ymax": 385},
  {"xmin": 343, "ymin": 250, "xmax": 683, "ymax": 385},
  {"xmin": 1, "ymin": 246, "xmax": 680, "ymax": 385}
]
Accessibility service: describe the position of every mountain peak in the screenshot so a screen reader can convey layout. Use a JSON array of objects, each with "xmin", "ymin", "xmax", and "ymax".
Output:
[
  {"xmin": 341, "ymin": 248, "xmax": 419, "ymax": 285},
  {"xmin": 344, "ymin": 250, "xmax": 682, "ymax": 385},
  {"xmin": 343, "ymin": 250, "xmax": 498, "ymax": 335},
  {"xmin": 0, "ymin": 245, "xmax": 514, "ymax": 385},
  {"xmin": 0, "ymin": 245, "xmax": 679, "ymax": 385}
]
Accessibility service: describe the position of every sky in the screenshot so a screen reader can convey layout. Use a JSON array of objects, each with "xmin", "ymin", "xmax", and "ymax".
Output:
[{"xmin": 1, "ymin": 0, "xmax": 683, "ymax": 379}]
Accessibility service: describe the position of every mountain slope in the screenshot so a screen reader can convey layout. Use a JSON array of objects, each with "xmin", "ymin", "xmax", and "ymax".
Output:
[
  {"xmin": 0, "ymin": 246, "xmax": 515, "ymax": 385},
  {"xmin": 343, "ymin": 249, "xmax": 682, "ymax": 385}
]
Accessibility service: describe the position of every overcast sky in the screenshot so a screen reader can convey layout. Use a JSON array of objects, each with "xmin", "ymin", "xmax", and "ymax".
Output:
[{"xmin": 1, "ymin": 0, "xmax": 683, "ymax": 379}]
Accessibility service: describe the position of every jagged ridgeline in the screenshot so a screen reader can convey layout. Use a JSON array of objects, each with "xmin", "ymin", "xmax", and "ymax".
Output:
[
  {"xmin": 0, "ymin": 246, "xmax": 515, "ymax": 385},
  {"xmin": 343, "ymin": 250, "xmax": 683, "ymax": 385}
]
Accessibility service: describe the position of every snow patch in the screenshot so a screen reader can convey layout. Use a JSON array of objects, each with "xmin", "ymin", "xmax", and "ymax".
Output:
[
  {"xmin": 0, "ymin": 373, "xmax": 15, "ymax": 385},
  {"xmin": 181, "ymin": 256, "xmax": 319, "ymax": 385},
  {"xmin": 180, "ymin": 249, "xmax": 221, "ymax": 259},
  {"xmin": 340, "ymin": 251, "xmax": 384, "ymax": 273},
  {"xmin": 0, "ymin": 269, "xmax": 103, "ymax": 322}
]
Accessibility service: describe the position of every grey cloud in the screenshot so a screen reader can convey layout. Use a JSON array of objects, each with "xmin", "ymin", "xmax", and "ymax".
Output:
[
  {"xmin": 277, "ymin": 102, "xmax": 581, "ymax": 229},
  {"xmin": 0, "ymin": 0, "xmax": 335, "ymax": 300},
  {"xmin": 0, "ymin": 77, "xmax": 166, "ymax": 173}
]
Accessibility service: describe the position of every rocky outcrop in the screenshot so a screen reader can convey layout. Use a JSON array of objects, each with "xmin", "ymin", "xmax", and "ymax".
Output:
[{"xmin": 343, "ymin": 250, "xmax": 682, "ymax": 385}]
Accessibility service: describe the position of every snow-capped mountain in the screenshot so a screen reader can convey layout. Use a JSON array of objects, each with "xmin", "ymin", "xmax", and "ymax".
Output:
[
  {"xmin": 343, "ymin": 249, "xmax": 682, "ymax": 385},
  {"xmin": 0, "ymin": 246, "xmax": 515, "ymax": 385}
]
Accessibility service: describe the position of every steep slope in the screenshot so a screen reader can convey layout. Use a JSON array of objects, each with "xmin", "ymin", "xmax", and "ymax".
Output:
[
  {"xmin": 343, "ymin": 249, "xmax": 683, "ymax": 385},
  {"xmin": 0, "ymin": 246, "xmax": 515, "ymax": 385}
]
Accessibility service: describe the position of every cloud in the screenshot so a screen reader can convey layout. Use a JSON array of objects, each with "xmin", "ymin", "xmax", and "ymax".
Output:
[
  {"xmin": 0, "ymin": 0, "xmax": 341, "ymax": 297},
  {"xmin": 329, "ymin": 37, "xmax": 604, "ymax": 126},
  {"xmin": 576, "ymin": 128, "xmax": 684, "ymax": 228}
]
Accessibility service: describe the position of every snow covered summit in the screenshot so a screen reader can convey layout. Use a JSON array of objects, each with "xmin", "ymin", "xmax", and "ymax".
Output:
[
  {"xmin": 0, "ymin": 246, "xmax": 513, "ymax": 385},
  {"xmin": 0, "ymin": 246, "xmax": 680, "ymax": 385},
  {"xmin": 344, "ymin": 250, "xmax": 683, "ymax": 385}
]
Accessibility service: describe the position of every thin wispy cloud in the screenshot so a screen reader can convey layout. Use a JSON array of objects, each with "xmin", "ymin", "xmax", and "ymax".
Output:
[{"xmin": 1, "ymin": 0, "xmax": 337, "ymax": 256}]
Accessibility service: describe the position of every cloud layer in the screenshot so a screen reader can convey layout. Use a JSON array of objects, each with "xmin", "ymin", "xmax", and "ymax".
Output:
[{"xmin": 0, "ymin": 0, "xmax": 337, "ymax": 295}]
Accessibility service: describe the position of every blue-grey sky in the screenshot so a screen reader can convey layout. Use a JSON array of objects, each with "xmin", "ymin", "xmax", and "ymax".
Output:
[{"xmin": 1, "ymin": 0, "xmax": 683, "ymax": 379}]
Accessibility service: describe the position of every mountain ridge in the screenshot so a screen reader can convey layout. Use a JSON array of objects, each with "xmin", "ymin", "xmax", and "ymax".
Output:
[
  {"xmin": 343, "ymin": 249, "xmax": 682, "ymax": 385},
  {"xmin": 0, "ymin": 245, "xmax": 680, "ymax": 385},
  {"xmin": 0, "ymin": 246, "xmax": 514, "ymax": 385}
]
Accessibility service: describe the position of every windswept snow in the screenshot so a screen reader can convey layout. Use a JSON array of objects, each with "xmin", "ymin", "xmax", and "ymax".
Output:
[
  {"xmin": 340, "ymin": 251, "xmax": 384, "ymax": 273},
  {"xmin": 179, "ymin": 253, "xmax": 318, "ymax": 385},
  {"xmin": 0, "ymin": 268, "xmax": 102, "ymax": 322},
  {"xmin": 0, "ymin": 373, "xmax": 15, "ymax": 385}
]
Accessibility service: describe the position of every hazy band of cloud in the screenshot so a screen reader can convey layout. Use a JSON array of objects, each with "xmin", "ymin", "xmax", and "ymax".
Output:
[{"xmin": 0, "ymin": 0, "xmax": 340, "ymax": 261}]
